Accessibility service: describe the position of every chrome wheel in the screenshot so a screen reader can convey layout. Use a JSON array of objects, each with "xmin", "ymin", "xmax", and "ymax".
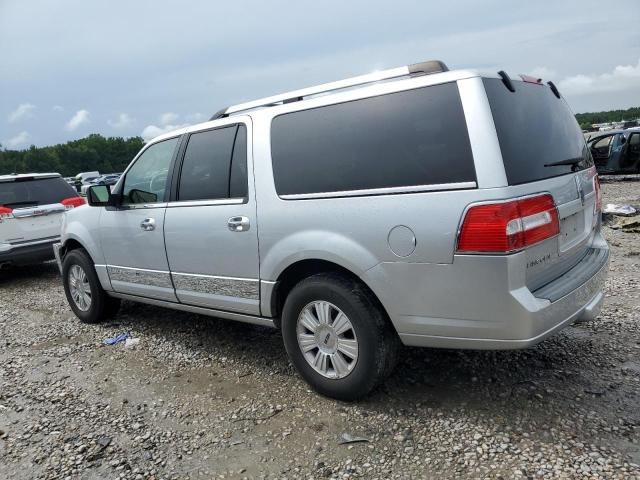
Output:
[
  {"xmin": 296, "ymin": 301, "xmax": 358, "ymax": 379},
  {"xmin": 68, "ymin": 264, "xmax": 92, "ymax": 312}
]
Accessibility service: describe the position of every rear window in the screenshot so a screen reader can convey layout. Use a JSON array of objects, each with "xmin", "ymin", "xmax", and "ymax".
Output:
[
  {"xmin": 483, "ymin": 78, "xmax": 592, "ymax": 185},
  {"xmin": 0, "ymin": 177, "xmax": 77, "ymax": 207},
  {"xmin": 270, "ymin": 82, "xmax": 476, "ymax": 196}
]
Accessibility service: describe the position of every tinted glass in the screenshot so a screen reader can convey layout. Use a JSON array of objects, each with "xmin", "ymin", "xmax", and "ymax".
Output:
[
  {"xmin": 230, "ymin": 125, "xmax": 248, "ymax": 198},
  {"xmin": 483, "ymin": 78, "xmax": 592, "ymax": 185},
  {"xmin": 122, "ymin": 137, "xmax": 178, "ymax": 205},
  {"xmin": 178, "ymin": 126, "xmax": 237, "ymax": 201},
  {"xmin": 0, "ymin": 177, "xmax": 77, "ymax": 207},
  {"xmin": 270, "ymin": 82, "xmax": 475, "ymax": 196}
]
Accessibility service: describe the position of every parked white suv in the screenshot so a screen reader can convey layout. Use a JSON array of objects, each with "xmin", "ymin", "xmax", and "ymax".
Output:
[
  {"xmin": 0, "ymin": 173, "xmax": 85, "ymax": 267},
  {"xmin": 55, "ymin": 60, "xmax": 608, "ymax": 399}
]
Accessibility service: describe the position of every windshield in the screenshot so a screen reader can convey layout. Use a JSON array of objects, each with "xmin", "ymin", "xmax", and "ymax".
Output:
[
  {"xmin": 483, "ymin": 78, "xmax": 592, "ymax": 185},
  {"xmin": 0, "ymin": 177, "xmax": 77, "ymax": 207}
]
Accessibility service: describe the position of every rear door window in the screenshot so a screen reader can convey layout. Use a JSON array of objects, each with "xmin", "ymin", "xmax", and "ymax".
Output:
[
  {"xmin": 177, "ymin": 125, "xmax": 247, "ymax": 201},
  {"xmin": 483, "ymin": 78, "xmax": 592, "ymax": 185},
  {"xmin": 0, "ymin": 177, "xmax": 77, "ymax": 207},
  {"xmin": 270, "ymin": 82, "xmax": 476, "ymax": 196}
]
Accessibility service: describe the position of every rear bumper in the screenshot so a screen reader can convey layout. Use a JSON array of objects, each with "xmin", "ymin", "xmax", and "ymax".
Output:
[
  {"xmin": 0, "ymin": 238, "xmax": 60, "ymax": 266},
  {"xmin": 363, "ymin": 241, "xmax": 609, "ymax": 350}
]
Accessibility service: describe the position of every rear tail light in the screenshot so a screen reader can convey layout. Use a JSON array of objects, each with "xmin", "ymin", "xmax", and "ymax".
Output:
[
  {"xmin": 457, "ymin": 194, "xmax": 560, "ymax": 254},
  {"xmin": 61, "ymin": 197, "xmax": 86, "ymax": 210},
  {"xmin": 0, "ymin": 206, "xmax": 14, "ymax": 222}
]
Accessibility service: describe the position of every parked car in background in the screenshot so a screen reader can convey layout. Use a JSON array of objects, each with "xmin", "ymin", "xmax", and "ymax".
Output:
[
  {"xmin": 587, "ymin": 129, "xmax": 640, "ymax": 174},
  {"xmin": 55, "ymin": 60, "xmax": 608, "ymax": 399},
  {"xmin": 73, "ymin": 171, "xmax": 100, "ymax": 192},
  {"xmin": 0, "ymin": 173, "xmax": 85, "ymax": 267},
  {"xmin": 80, "ymin": 174, "xmax": 121, "ymax": 196}
]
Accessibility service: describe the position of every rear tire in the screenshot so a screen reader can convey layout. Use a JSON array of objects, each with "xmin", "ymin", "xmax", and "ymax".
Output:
[
  {"xmin": 62, "ymin": 248, "xmax": 120, "ymax": 323},
  {"xmin": 281, "ymin": 272, "xmax": 399, "ymax": 400}
]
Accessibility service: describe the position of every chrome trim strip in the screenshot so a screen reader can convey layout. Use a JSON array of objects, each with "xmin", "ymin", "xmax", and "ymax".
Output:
[
  {"xmin": 119, "ymin": 202, "xmax": 168, "ymax": 210},
  {"xmin": 8, "ymin": 236, "xmax": 60, "ymax": 247},
  {"xmin": 260, "ymin": 280, "xmax": 276, "ymax": 285},
  {"xmin": 172, "ymin": 271, "xmax": 258, "ymax": 282},
  {"xmin": 279, "ymin": 182, "xmax": 477, "ymax": 200},
  {"xmin": 167, "ymin": 198, "xmax": 244, "ymax": 208},
  {"xmin": 172, "ymin": 272, "xmax": 259, "ymax": 300},
  {"xmin": 107, "ymin": 265, "xmax": 173, "ymax": 288},
  {"xmin": 107, "ymin": 264, "xmax": 169, "ymax": 274},
  {"xmin": 107, "ymin": 292, "xmax": 276, "ymax": 328}
]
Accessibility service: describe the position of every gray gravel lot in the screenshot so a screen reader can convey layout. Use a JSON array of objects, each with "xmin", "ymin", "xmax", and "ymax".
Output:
[{"xmin": 1, "ymin": 179, "xmax": 639, "ymax": 480}]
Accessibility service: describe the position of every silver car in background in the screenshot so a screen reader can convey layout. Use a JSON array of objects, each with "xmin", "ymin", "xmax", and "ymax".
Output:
[{"xmin": 54, "ymin": 60, "xmax": 608, "ymax": 399}]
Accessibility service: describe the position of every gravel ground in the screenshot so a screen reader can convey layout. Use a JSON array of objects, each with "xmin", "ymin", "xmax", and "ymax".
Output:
[{"xmin": 1, "ymin": 179, "xmax": 639, "ymax": 480}]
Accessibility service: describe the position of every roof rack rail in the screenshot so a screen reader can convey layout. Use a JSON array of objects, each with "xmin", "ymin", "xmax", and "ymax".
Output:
[{"xmin": 210, "ymin": 59, "xmax": 448, "ymax": 120}]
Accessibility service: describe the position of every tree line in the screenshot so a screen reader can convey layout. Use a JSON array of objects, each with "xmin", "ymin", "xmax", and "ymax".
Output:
[
  {"xmin": 575, "ymin": 106, "xmax": 640, "ymax": 130},
  {"xmin": 0, "ymin": 134, "xmax": 144, "ymax": 177}
]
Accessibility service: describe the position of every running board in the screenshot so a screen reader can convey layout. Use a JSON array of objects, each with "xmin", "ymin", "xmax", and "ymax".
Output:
[{"xmin": 108, "ymin": 292, "xmax": 276, "ymax": 328}]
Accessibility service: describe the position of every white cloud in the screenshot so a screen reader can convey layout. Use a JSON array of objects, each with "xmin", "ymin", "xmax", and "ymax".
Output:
[
  {"xmin": 159, "ymin": 112, "xmax": 179, "ymax": 125},
  {"xmin": 185, "ymin": 112, "xmax": 206, "ymax": 123},
  {"xmin": 559, "ymin": 58, "xmax": 640, "ymax": 96},
  {"xmin": 65, "ymin": 109, "xmax": 90, "ymax": 131},
  {"xmin": 528, "ymin": 66, "xmax": 556, "ymax": 80},
  {"xmin": 52, "ymin": 105, "xmax": 64, "ymax": 112},
  {"xmin": 4, "ymin": 131, "xmax": 30, "ymax": 149},
  {"xmin": 141, "ymin": 123, "xmax": 188, "ymax": 141},
  {"xmin": 108, "ymin": 113, "xmax": 134, "ymax": 129},
  {"xmin": 8, "ymin": 103, "xmax": 35, "ymax": 123}
]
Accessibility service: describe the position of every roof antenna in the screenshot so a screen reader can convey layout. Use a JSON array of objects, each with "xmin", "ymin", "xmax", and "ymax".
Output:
[{"xmin": 497, "ymin": 71, "xmax": 515, "ymax": 92}]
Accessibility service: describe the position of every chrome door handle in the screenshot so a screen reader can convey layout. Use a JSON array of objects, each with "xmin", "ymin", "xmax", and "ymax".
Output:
[
  {"xmin": 140, "ymin": 218, "xmax": 156, "ymax": 231},
  {"xmin": 228, "ymin": 216, "xmax": 250, "ymax": 232}
]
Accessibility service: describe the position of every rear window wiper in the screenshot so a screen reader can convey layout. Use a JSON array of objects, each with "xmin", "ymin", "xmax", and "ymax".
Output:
[{"xmin": 544, "ymin": 158, "xmax": 583, "ymax": 168}]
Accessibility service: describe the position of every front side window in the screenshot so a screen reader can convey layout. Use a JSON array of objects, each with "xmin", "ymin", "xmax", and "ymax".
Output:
[
  {"xmin": 270, "ymin": 82, "xmax": 475, "ymax": 196},
  {"xmin": 177, "ymin": 124, "xmax": 247, "ymax": 201},
  {"xmin": 122, "ymin": 137, "xmax": 179, "ymax": 205}
]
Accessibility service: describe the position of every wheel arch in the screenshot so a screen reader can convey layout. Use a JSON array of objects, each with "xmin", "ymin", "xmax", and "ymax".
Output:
[{"xmin": 268, "ymin": 258, "xmax": 392, "ymax": 330}]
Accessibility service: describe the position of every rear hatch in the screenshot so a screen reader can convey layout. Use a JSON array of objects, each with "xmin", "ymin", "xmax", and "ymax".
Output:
[
  {"xmin": 0, "ymin": 175, "xmax": 84, "ymax": 245},
  {"xmin": 482, "ymin": 77, "xmax": 599, "ymax": 291}
]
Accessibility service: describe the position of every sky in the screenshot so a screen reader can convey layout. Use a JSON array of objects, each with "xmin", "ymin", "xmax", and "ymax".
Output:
[{"xmin": 1, "ymin": 0, "xmax": 639, "ymax": 149}]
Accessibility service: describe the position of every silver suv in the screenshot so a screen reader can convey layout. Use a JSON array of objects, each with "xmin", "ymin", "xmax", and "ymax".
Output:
[{"xmin": 55, "ymin": 60, "xmax": 609, "ymax": 400}]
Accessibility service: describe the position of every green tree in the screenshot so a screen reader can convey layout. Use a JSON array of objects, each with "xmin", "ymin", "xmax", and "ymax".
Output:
[{"xmin": 0, "ymin": 134, "xmax": 145, "ymax": 177}]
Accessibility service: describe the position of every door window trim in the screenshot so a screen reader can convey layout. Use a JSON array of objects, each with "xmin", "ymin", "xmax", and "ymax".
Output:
[
  {"xmin": 111, "ymin": 134, "xmax": 183, "ymax": 210},
  {"xmin": 170, "ymin": 122, "xmax": 250, "ymax": 205}
]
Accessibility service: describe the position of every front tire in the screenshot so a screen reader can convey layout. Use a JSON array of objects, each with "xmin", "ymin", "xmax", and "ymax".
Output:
[
  {"xmin": 62, "ymin": 248, "xmax": 120, "ymax": 323},
  {"xmin": 281, "ymin": 273, "xmax": 399, "ymax": 400}
]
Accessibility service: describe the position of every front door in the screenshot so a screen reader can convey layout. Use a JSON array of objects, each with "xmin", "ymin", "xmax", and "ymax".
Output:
[
  {"xmin": 164, "ymin": 119, "xmax": 261, "ymax": 315},
  {"xmin": 100, "ymin": 136, "xmax": 181, "ymax": 302}
]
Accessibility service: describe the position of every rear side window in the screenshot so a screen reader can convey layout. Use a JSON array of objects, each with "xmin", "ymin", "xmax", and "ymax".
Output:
[
  {"xmin": 0, "ymin": 177, "xmax": 77, "ymax": 207},
  {"xmin": 178, "ymin": 125, "xmax": 248, "ymax": 201},
  {"xmin": 483, "ymin": 78, "xmax": 592, "ymax": 185},
  {"xmin": 270, "ymin": 82, "xmax": 475, "ymax": 196}
]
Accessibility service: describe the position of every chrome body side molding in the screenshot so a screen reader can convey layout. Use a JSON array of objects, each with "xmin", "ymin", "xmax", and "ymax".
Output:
[{"xmin": 107, "ymin": 292, "xmax": 276, "ymax": 328}]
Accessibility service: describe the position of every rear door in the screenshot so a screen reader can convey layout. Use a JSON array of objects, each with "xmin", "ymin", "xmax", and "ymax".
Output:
[
  {"xmin": 483, "ymin": 78, "xmax": 598, "ymax": 290},
  {"xmin": 0, "ymin": 176, "xmax": 80, "ymax": 246},
  {"xmin": 623, "ymin": 131, "xmax": 640, "ymax": 170},
  {"xmin": 100, "ymin": 136, "xmax": 180, "ymax": 301},
  {"xmin": 163, "ymin": 118, "xmax": 261, "ymax": 315}
]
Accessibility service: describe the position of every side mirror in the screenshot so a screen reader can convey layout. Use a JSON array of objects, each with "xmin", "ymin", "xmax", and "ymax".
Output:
[
  {"xmin": 87, "ymin": 185, "xmax": 111, "ymax": 206},
  {"xmin": 620, "ymin": 136, "xmax": 627, "ymax": 145}
]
